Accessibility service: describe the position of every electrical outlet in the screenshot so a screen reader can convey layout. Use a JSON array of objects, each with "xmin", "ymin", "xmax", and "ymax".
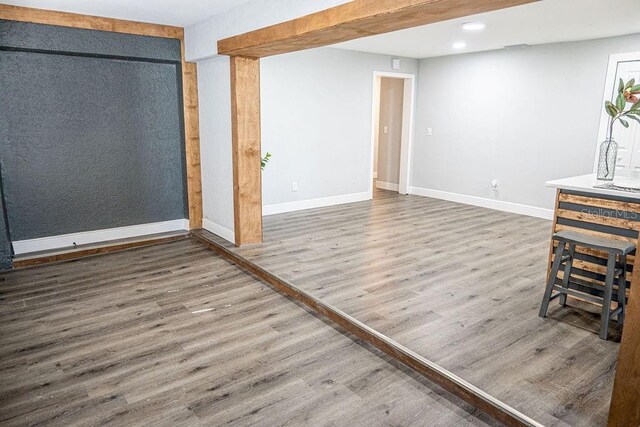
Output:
[
  {"xmin": 292, "ymin": 181, "xmax": 298, "ymax": 192},
  {"xmin": 427, "ymin": 128, "xmax": 433, "ymax": 136},
  {"xmin": 383, "ymin": 126, "xmax": 388, "ymax": 134},
  {"xmin": 491, "ymin": 179, "xmax": 499, "ymax": 191}
]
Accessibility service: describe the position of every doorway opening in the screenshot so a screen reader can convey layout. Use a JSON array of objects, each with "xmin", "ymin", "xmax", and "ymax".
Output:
[{"xmin": 369, "ymin": 71, "xmax": 415, "ymax": 198}]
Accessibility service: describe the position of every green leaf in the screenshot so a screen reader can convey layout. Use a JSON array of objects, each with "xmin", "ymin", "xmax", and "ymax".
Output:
[
  {"xmin": 626, "ymin": 114, "xmax": 640, "ymax": 124},
  {"xmin": 620, "ymin": 118, "xmax": 629, "ymax": 128},
  {"xmin": 627, "ymin": 110, "xmax": 640, "ymax": 116},
  {"xmin": 619, "ymin": 78, "xmax": 625, "ymax": 93},
  {"xmin": 260, "ymin": 152, "xmax": 272, "ymax": 170},
  {"xmin": 625, "ymin": 79, "xmax": 636, "ymax": 89},
  {"xmin": 605, "ymin": 101, "xmax": 618, "ymax": 118},
  {"xmin": 617, "ymin": 94, "xmax": 625, "ymax": 110},
  {"xmin": 630, "ymin": 84, "xmax": 640, "ymax": 92}
]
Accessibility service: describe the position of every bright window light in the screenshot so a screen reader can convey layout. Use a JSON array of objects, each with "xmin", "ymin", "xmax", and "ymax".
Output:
[
  {"xmin": 453, "ymin": 41, "xmax": 467, "ymax": 49},
  {"xmin": 462, "ymin": 22, "xmax": 485, "ymax": 31}
]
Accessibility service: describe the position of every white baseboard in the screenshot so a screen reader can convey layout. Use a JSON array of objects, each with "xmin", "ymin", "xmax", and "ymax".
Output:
[
  {"xmin": 12, "ymin": 219, "xmax": 189, "ymax": 255},
  {"xmin": 409, "ymin": 186, "xmax": 553, "ymax": 220},
  {"xmin": 376, "ymin": 181, "xmax": 399, "ymax": 192},
  {"xmin": 263, "ymin": 191, "xmax": 371, "ymax": 216},
  {"xmin": 202, "ymin": 219, "xmax": 235, "ymax": 243}
]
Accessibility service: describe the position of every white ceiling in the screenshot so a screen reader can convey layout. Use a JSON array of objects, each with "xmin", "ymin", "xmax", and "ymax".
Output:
[
  {"xmin": 1, "ymin": 0, "xmax": 250, "ymax": 27},
  {"xmin": 333, "ymin": 0, "xmax": 640, "ymax": 59}
]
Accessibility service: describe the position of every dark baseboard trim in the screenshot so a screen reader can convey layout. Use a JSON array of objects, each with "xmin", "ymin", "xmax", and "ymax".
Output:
[{"xmin": 190, "ymin": 229, "xmax": 542, "ymax": 427}]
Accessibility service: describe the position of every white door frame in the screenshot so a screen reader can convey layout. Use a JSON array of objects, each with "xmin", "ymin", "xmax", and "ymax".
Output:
[
  {"xmin": 369, "ymin": 70, "xmax": 416, "ymax": 197},
  {"xmin": 592, "ymin": 52, "xmax": 640, "ymax": 173}
]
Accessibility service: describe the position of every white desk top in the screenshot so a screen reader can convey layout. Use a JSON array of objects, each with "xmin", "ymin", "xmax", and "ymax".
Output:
[{"xmin": 546, "ymin": 174, "xmax": 640, "ymax": 200}]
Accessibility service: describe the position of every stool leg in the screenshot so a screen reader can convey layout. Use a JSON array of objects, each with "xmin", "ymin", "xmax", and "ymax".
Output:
[
  {"xmin": 540, "ymin": 243, "xmax": 566, "ymax": 318},
  {"xmin": 599, "ymin": 252, "xmax": 616, "ymax": 340},
  {"xmin": 559, "ymin": 243, "xmax": 575, "ymax": 306},
  {"xmin": 617, "ymin": 255, "xmax": 627, "ymax": 326}
]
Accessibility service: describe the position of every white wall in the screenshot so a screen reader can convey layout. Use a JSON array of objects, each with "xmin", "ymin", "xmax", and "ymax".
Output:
[
  {"xmin": 197, "ymin": 56, "xmax": 235, "ymax": 241},
  {"xmin": 195, "ymin": 47, "xmax": 417, "ymax": 238},
  {"xmin": 260, "ymin": 48, "xmax": 418, "ymax": 213},
  {"xmin": 412, "ymin": 33, "xmax": 640, "ymax": 212}
]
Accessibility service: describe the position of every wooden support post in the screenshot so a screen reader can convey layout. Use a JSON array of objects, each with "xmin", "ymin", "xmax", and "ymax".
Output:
[
  {"xmin": 230, "ymin": 56, "xmax": 262, "ymax": 245},
  {"xmin": 181, "ymin": 48, "xmax": 203, "ymax": 229},
  {"xmin": 608, "ymin": 241, "xmax": 640, "ymax": 426}
]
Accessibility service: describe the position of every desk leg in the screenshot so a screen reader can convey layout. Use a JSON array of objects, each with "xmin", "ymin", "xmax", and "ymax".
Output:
[{"xmin": 546, "ymin": 189, "xmax": 561, "ymax": 282}]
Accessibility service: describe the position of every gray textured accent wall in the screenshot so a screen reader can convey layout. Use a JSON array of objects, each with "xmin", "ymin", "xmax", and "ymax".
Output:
[
  {"xmin": 0, "ymin": 20, "xmax": 187, "ymax": 262},
  {"xmin": 0, "ymin": 171, "xmax": 12, "ymax": 270}
]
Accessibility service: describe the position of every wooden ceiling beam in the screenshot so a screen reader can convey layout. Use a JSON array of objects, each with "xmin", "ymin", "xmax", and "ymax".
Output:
[{"xmin": 217, "ymin": 0, "xmax": 539, "ymax": 58}]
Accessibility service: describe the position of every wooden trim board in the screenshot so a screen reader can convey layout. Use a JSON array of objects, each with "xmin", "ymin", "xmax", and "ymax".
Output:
[
  {"xmin": 181, "ymin": 42, "xmax": 203, "ymax": 229},
  {"xmin": 12, "ymin": 233, "xmax": 188, "ymax": 269},
  {"xmin": 191, "ymin": 229, "xmax": 542, "ymax": 427},
  {"xmin": 218, "ymin": 0, "xmax": 538, "ymax": 57},
  {"xmin": 0, "ymin": 4, "xmax": 183, "ymax": 39},
  {"xmin": 0, "ymin": 4, "xmax": 203, "ymax": 232}
]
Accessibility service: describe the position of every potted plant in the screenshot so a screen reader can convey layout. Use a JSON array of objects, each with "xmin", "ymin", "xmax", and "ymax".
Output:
[
  {"xmin": 261, "ymin": 152, "xmax": 272, "ymax": 170},
  {"xmin": 598, "ymin": 78, "xmax": 640, "ymax": 180}
]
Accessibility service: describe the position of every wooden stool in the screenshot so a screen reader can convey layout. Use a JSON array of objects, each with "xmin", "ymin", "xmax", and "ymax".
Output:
[{"xmin": 539, "ymin": 230, "xmax": 635, "ymax": 339}]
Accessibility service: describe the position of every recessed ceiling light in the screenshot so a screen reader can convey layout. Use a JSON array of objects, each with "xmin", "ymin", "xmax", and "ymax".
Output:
[
  {"xmin": 453, "ymin": 42, "xmax": 466, "ymax": 50},
  {"xmin": 462, "ymin": 22, "xmax": 485, "ymax": 31}
]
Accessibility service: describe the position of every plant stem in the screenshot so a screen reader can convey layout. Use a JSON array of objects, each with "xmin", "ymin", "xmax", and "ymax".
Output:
[{"xmin": 604, "ymin": 116, "xmax": 618, "ymax": 177}]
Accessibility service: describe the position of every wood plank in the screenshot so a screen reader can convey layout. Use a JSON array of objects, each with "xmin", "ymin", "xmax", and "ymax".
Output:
[
  {"xmin": 559, "ymin": 192, "xmax": 640, "ymax": 214},
  {"xmin": 217, "ymin": 188, "xmax": 620, "ymax": 426},
  {"xmin": 231, "ymin": 56, "xmax": 262, "ymax": 245},
  {"xmin": 608, "ymin": 236, "xmax": 640, "ymax": 426},
  {"xmin": 181, "ymin": 41, "xmax": 203, "ymax": 229},
  {"xmin": 192, "ymin": 230, "xmax": 541, "ymax": 427},
  {"xmin": 1, "ymin": 239, "xmax": 500, "ymax": 426},
  {"xmin": 217, "ymin": 0, "xmax": 538, "ymax": 57},
  {"xmin": 556, "ymin": 209, "xmax": 640, "ymax": 231},
  {"xmin": 0, "ymin": 4, "xmax": 183, "ymax": 39}
]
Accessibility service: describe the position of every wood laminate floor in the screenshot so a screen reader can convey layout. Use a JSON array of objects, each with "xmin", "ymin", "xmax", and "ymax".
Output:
[
  {"xmin": 0, "ymin": 239, "xmax": 498, "ymax": 426},
  {"xmin": 222, "ymin": 188, "xmax": 621, "ymax": 427}
]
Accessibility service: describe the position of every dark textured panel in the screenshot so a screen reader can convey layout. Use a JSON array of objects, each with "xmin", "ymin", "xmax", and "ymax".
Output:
[
  {"xmin": 0, "ymin": 170, "xmax": 12, "ymax": 270},
  {"xmin": 0, "ymin": 50, "xmax": 186, "ymax": 240},
  {"xmin": 0, "ymin": 19, "xmax": 181, "ymax": 62}
]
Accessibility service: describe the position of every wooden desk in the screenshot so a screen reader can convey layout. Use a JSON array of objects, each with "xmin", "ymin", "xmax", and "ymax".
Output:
[
  {"xmin": 546, "ymin": 174, "xmax": 640, "ymax": 426},
  {"xmin": 546, "ymin": 174, "xmax": 640, "ymax": 298}
]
